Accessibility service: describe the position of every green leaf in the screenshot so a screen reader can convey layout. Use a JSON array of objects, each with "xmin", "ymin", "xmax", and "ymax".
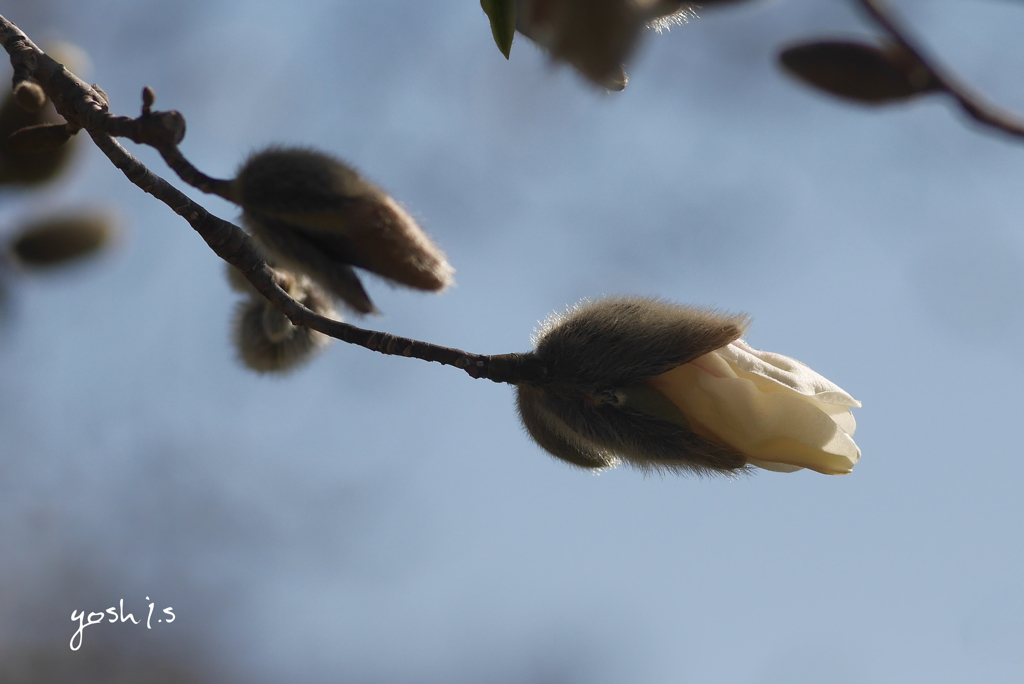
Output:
[{"xmin": 481, "ymin": 0, "xmax": 516, "ymax": 59}]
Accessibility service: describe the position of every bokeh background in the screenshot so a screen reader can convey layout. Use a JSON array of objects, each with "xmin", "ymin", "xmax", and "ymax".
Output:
[{"xmin": 2, "ymin": 0, "xmax": 1023, "ymax": 682}]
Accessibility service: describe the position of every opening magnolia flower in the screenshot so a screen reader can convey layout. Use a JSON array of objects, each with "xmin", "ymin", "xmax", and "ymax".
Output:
[
  {"xmin": 646, "ymin": 340, "xmax": 861, "ymax": 475},
  {"xmin": 515, "ymin": 297, "xmax": 862, "ymax": 476}
]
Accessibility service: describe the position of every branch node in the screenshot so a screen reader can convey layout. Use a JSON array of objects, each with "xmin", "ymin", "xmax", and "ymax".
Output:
[
  {"xmin": 146, "ymin": 110, "xmax": 186, "ymax": 146},
  {"xmin": 90, "ymin": 84, "xmax": 109, "ymax": 111}
]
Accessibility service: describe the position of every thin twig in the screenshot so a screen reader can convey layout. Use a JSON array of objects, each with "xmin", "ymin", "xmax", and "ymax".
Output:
[
  {"xmin": 855, "ymin": 0, "xmax": 1024, "ymax": 140},
  {"xmin": 0, "ymin": 13, "xmax": 546, "ymax": 386}
]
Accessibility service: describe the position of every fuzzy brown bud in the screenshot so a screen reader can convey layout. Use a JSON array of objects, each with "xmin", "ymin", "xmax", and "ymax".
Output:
[
  {"xmin": 231, "ymin": 147, "xmax": 454, "ymax": 314},
  {"xmin": 232, "ymin": 272, "xmax": 336, "ymax": 374},
  {"xmin": 518, "ymin": 296, "xmax": 749, "ymax": 474}
]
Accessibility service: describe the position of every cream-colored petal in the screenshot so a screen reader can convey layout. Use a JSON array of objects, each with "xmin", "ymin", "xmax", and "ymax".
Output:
[
  {"xmin": 819, "ymin": 402, "xmax": 857, "ymax": 436},
  {"xmin": 721, "ymin": 358, "xmax": 858, "ymax": 437},
  {"xmin": 648, "ymin": 363, "xmax": 861, "ymax": 475},
  {"xmin": 747, "ymin": 459, "xmax": 804, "ymax": 473},
  {"xmin": 719, "ymin": 340, "xmax": 861, "ymax": 408}
]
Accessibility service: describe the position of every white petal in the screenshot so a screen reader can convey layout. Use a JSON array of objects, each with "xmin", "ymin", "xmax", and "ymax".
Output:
[
  {"xmin": 746, "ymin": 459, "xmax": 804, "ymax": 473},
  {"xmin": 648, "ymin": 361, "xmax": 861, "ymax": 475},
  {"xmin": 718, "ymin": 340, "xmax": 862, "ymax": 408},
  {"xmin": 717, "ymin": 355, "xmax": 859, "ymax": 437}
]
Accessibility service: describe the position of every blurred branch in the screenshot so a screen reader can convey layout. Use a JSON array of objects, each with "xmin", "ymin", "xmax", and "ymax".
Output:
[
  {"xmin": 0, "ymin": 13, "xmax": 546, "ymax": 386},
  {"xmin": 856, "ymin": 0, "xmax": 1024, "ymax": 140}
]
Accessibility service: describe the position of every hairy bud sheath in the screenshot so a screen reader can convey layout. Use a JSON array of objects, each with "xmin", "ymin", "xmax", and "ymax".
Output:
[
  {"xmin": 232, "ymin": 271, "xmax": 336, "ymax": 374},
  {"xmin": 231, "ymin": 147, "xmax": 454, "ymax": 314},
  {"xmin": 517, "ymin": 297, "xmax": 861, "ymax": 476}
]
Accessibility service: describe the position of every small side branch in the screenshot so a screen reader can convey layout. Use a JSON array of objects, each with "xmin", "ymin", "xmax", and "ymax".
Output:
[
  {"xmin": 0, "ymin": 12, "xmax": 547, "ymax": 386},
  {"xmin": 87, "ymin": 132, "xmax": 546, "ymax": 384},
  {"xmin": 856, "ymin": 0, "xmax": 1024, "ymax": 140}
]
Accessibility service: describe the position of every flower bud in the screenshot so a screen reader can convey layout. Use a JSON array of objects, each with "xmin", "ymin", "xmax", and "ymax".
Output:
[
  {"xmin": 0, "ymin": 42, "xmax": 87, "ymax": 187},
  {"xmin": 231, "ymin": 147, "xmax": 454, "ymax": 314},
  {"xmin": 7, "ymin": 122, "xmax": 73, "ymax": 154},
  {"xmin": 517, "ymin": 297, "xmax": 861, "ymax": 476},
  {"xmin": 779, "ymin": 40, "xmax": 940, "ymax": 105},
  {"xmin": 6, "ymin": 212, "xmax": 116, "ymax": 269},
  {"xmin": 0, "ymin": 95, "xmax": 76, "ymax": 187},
  {"xmin": 232, "ymin": 271, "xmax": 336, "ymax": 374},
  {"xmin": 515, "ymin": 0, "xmax": 649, "ymax": 90}
]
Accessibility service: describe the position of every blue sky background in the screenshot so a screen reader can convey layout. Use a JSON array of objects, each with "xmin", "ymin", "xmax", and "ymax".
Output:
[{"xmin": 2, "ymin": 0, "xmax": 1024, "ymax": 682}]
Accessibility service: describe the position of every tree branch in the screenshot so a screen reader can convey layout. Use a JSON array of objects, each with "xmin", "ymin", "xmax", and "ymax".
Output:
[
  {"xmin": 855, "ymin": 0, "xmax": 1024, "ymax": 140},
  {"xmin": 0, "ymin": 13, "xmax": 547, "ymax": 386}
]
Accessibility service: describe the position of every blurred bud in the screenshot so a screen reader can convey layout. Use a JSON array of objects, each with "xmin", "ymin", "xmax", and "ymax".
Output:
[
  {"xmin": 231, "ymin": 147, "xmax": 454, "ymax": 314},
  {"xmin": 12, "ymin": 81, "xmax": 46, "ymax": 112},
  {"xmin": 515, "ymin": 0, "xmax": 651, "ymax": 90},
  {"xmin": 517, "ymin": 297, "xmax": 861, "ymax": 475},
  {"xmin": 0, "ymin": 95, "xmax": 77, "ymax": 186},
  {"xmin": 232, "ymin": 271, "xmax": 336, "ymax": 374},
  {"xmin": 0, "ymin": 42, "xmax": 88, "ymax": 187},
  {"xmin": 6, "ymin": 212, "xmax": 116, "ymax": 269},
  {"xmin": 7, "ymin": 122, "xmax": 73, "ymax": 153},
  {"xmin": 779, "ymin": 40, "xmax": 941, "ymax": 105},
  {"xmin": 482, "ymin": 0, "xmax": 517, "ymax": 59}
]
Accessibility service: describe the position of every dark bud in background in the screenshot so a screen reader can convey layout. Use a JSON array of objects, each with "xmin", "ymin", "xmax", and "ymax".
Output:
[
  {"xmin": 232, "ymin": 270, "xmax": 336, "ymax": 374},
  {"xmin": 6, "ymin": 212, "xmax": 116, "ymax": 269},
  {"xmin": 779, "ymin": 40, "xmax": 941, "ymax": 105},
  {"xmin": 481, "ymin": 0, "xmax": 517, "ymax": 59},
  {"xmin": 231, "ymin": 147, "xmax": 454, "ymax": 315},
  {"xmin": 7, "ymin": 122, "xmax": 73, "ymax": 154},
  {"xmin": 515, "ymin": 0, "xmax": 649, "ymax": 91},
  {"xmin": 0, "ymin": 42, "xmax": 88, "ymax": 187},
  {"xmin": 0, "ymin": 93, "xmax": 76, "ymax": 186}
]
